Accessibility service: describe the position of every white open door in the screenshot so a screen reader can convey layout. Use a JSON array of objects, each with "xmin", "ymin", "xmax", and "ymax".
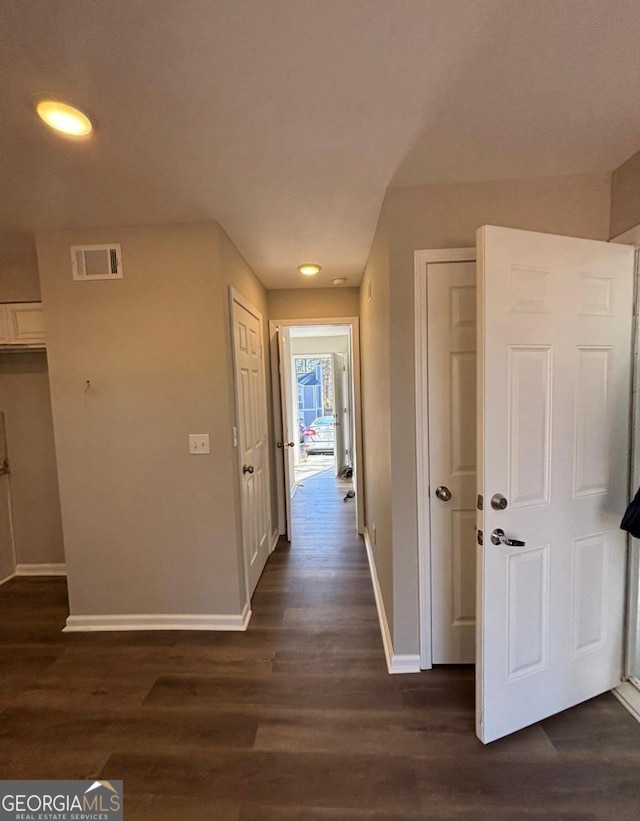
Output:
[
  {"xmin": 332, "ymin": 352, "xmax": 348, "ymax": 475},
  {"xmin": 276, "ymin": 326, "xmax": 295, "ymax": 539},
  {"xmin": 476, "ymin": 225, "xmax": 634, "ymax": 744}
]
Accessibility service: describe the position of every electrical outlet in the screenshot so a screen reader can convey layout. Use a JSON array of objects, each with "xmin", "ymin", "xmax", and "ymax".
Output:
[{"xmin": 189, "ymin": 434, "xmax": 210, "ymax": 454}]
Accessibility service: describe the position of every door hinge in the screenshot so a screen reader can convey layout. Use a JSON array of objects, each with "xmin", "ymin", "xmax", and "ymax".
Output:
[
  {"xmin": 477, "ymin": 494, "xmax": 483, "ymax": 510},
  {"xmin": 477, "ymin": 529, "xmax": 483, "ymax": 546}
]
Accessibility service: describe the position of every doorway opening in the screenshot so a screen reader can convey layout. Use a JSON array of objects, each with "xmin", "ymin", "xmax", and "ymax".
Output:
[
  {"xmin": 0, "ymin": 348, "xmax": 65, "ymax": 584},
  {"xmin": 269, "ymin": 318, "xmax": 363, "ymax": 541}
]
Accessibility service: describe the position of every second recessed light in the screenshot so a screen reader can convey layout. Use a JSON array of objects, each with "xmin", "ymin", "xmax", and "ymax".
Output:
[
  {"xmin": 298, "ymin": 264, "xmax": 321, "ymax": 277},
  {"xmin": 36, "ymin": 99, "xmax": 93, "ymax": 136}
]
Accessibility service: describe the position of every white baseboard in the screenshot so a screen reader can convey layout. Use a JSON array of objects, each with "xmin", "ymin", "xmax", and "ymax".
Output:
[
  {"xmin": 613, "ymin": 681, "xmax": 640, "ymax": 724},
  {"xmin": 15, "ymin": 563, "xmax": 66, "ymax": 576},
  {"xmin": 389, "ymin": 653, "xmax": 422, "ymax": 674},
  {"xmin": 363, "ymin": 527, "xmax": 421, "ymax": 675},
  {"xmin": 270, "ymin": 528, "xmax": 280, "ymax": 554},
  {"xmin": 0, "ymin": 571, "xmax": 15, "ymax": 586},
  {"xmin": 63, "ymin": 601, "xmax": 252, "ymax": 633}
]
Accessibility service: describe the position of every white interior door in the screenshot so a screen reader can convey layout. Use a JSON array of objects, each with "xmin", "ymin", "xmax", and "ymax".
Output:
[
  {"xmin": 232, "ymin": 297, "xmax": 271, "ymax": 597},
  {"xmin": 477, "ymin": 225, "xmax": 634, "ymax": 744},
  {"xmin": 276, "ymin": 326, "xmax": 295, "ymax": 538},
  {"xmin": 428, "ymin": 260, "xmax": 477, "ymax": 663},
  {"xmin": 332, "ymin": 353, "xmax": 348, "ymax": 475},
  {"xmin": 0, "ymin": 412, "xmax": 15, "ymax": 581}
]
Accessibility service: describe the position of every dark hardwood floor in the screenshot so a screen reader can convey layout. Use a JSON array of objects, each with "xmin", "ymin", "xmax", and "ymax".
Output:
[{"xmin": 1, "ymin": 468, "xmax": 639, "ymax": 819}]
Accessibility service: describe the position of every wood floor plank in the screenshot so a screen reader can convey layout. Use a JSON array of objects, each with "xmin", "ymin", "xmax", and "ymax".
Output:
[
  {"xmin": 0, "ymin": 704, "xmax": 259, "ymax": 752},
  {"xmin": 98, "ymin": 749, "xmax": 421, "ymax": 810},
  {"xmin": 413, "ymin": 755, "xmax": 640, "ymax": 816},
  {"xmin": 144, "ymin": 671, "xmax": 404, "ymax": 712},
  {"xmin": 238, "ymin": 807, "xmax": 600, "ymax": 821},
  {"xmin": 253, "ymin": 709, "xmax": 555, "ymax": 759},
  {"xmin": 47, "ymin": 644, "xmax": 275, "ymax": 679},
  {"xmin": 124, "ymin": 793, "xmax": 241, "ymax": 821}
]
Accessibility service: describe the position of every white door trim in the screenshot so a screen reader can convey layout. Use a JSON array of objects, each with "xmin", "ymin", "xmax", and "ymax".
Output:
[
  {"xmin": 414, "ymin": 248, "xmax": 476, "ymax": 670},
  {"xmin": 268, "ymin": 317, "xmax": 364, "ymax": 536},
  {"xmin": 229, "ymin": 287, "xmax": 272, "ymax": 608},
  {"xmin": 611, "ymin": 228, "xmax": 640, "ymax": 696}
]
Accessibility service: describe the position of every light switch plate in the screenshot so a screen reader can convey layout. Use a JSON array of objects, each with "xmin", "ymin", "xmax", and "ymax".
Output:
[{"xmin": 189, "ymin": 434, "xmax": 210, "ymax": 454}]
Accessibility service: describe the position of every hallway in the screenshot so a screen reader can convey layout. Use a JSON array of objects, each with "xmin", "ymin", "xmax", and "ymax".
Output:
[{"xmin": 0, "ymin": 470, "xmax": 638, "ymax": 819}]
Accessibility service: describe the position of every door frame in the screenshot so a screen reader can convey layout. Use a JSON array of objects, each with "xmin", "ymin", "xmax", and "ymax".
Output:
[
  {"xmin": 291, "ymin": 350, "xmax": 349, "ymax": 477},
  {"xmin": 268, "ymin": 316, "xmax": 364, "ymax": 537},
  {"xmin": 611, "ymin": 224, "xmax": 640, "ymax": 721},
  {"xmin": 414, "ymin": 248, "xmax": 476, "ymax": 670},
  {"xmin": 229, "ymin": 287, "xmax": 273, "ymax": 606}
]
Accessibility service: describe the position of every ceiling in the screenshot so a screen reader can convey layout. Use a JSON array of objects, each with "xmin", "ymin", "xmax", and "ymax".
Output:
[{"xmin": 2, "ymin": 1, "xmax": 640, "ymax": 289}]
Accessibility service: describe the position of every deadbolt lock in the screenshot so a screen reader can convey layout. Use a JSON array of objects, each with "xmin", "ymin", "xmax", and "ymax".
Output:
[{"xmin": 490, "ymin": 493, "xmax": 508, "ymax": 510}]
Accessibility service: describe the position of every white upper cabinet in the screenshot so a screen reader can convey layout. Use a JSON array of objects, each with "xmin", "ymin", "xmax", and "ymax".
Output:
[{"xmin": 0, "ymin": 303, "xmax": 46, "ymax": 348}]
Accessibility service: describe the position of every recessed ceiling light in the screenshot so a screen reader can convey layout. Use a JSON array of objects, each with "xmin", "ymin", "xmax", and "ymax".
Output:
[
  {"xmin": 36, "ymin": 100, "xmax": 93, "ymax": 137},
  {"xmin": 332, "ymin": 277, "xmax": 347, "ymax": 286},
  {"xmin": 298, "ymin": 264, "xmax": 321, "ymax": 277}
]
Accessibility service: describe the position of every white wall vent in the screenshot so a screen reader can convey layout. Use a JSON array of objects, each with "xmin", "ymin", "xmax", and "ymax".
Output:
[{"xmin": 71, "ymin": 244, "xmax": 123, "ymax": 281}]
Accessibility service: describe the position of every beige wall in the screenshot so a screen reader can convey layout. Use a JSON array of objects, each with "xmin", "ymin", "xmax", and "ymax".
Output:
[
  {"xmin": 268, "ymin": 288, "xmax": 359, "ymax": 320},
  {"xmin": 0, "ymin": 233, "xmax": 41, "ymax": 302},
  {"xmin": 363, "ymin": 171, "xmax": 612, "ymax": 655},
  {"xmin": 36, "ymin": 222, "xmax": 258, "ymax": 618},
  {"xmin": 359, "ymin": 209, "xmax": 394, "ymax": 636},
  {"xmin": 611, "ymin": 149, "xmax": 640, "ymax": 238},
  {"xmin": 0, "ymin": 352, "xmax": 64, "ymax": 565}
]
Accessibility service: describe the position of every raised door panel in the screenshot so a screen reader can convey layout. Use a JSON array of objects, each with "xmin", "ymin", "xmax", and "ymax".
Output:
[
  {"xmin": 7, "ymin": 303, "xmax": 46, "ymax": 345},
  {"xmin": 573, "ymin": 347, "xmax": 611, "ymax": 497},
  {"xmin": 571, "ymin": 532, "xmax": 607, "ymax": 657},
  {"xmin": 507, "ymin": 346, "xmax": 551, "ymax": 508},
  {"xmin": 506, "ymin": 545, "xmax": 549, "ymax": 680},
  {"xmin": 7, "ymin": 302, "xmax": 45, "ymax": 344}
]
